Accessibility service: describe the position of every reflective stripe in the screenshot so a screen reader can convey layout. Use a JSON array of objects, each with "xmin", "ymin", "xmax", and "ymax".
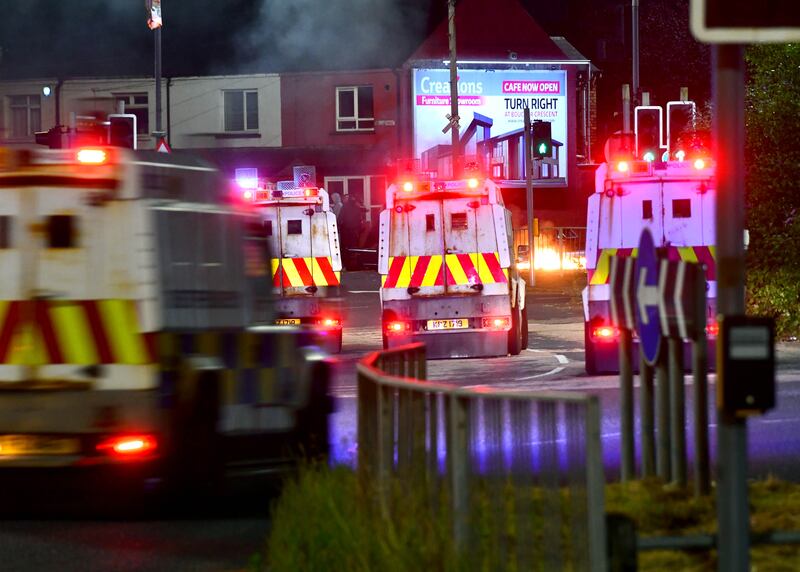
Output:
[
  {"xmin": 383, "ymin": 252, "xmax": 507, "ymax": 287},
  {"xmin": 591, "ymin": 245, "xmax": 715, "ymax": 284},
  {"xmin": 590, "ymin": 248, "xmax": 617, "ymax": 285},
  {"xmin": 272, "ymin": 257, "xmax": 341, "ymax": 287},
  {"xmin": 99, "ymin": 300, "xmax": 149, "ymax": 364},
  {"xmin": 50, "ymin": 303, "xmax": 98, "ymax": 364}
]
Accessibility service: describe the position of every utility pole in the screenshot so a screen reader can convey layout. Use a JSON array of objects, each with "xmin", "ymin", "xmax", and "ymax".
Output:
[
  {"xmin": 148, "ymin": 1, "xmax": 165, "ymax": 141},
  {"xmin": 632, "ymin": 0, "xmax": 640, "ymax": 105},
  {"xmin": 447, "ymin": 0, "xmax": 460, "ymax": 179}
]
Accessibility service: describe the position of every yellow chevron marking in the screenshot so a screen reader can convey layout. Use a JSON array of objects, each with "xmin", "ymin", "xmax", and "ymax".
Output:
[
  {"xmin": 446, "ymin": 254, "xmax": 469, "ymax": 285},
  {"xmin": 51, "ymin": 302, "xmax": 98, "ymax": 364},
  {"xmin": 421, "ymin": 255, "xmax": 443, "ymax": 287},
  {"xmin": 381, "ymin": 273, "xmax": 387, "ymax": 287},
  {"xmin": 708, "ymin": 245, "xmax": 716, "ymax": 260},
  {"xmin": 9, "ymin": 322, "xmax": 45, "ymax": 365},
  {"xmin": 281, "ymin": 258, "xmax": 303, "ymax": 287},
  {"xmin": 631, "ymin": 248, "xmax": 638, "ymax": 258},
  {"xmin": 678, "ymin": 246, "xmax": 699, "ymax": 263},
  {"xmin": 474, "ymin": 252, "xmax": 497, "ymax": 284},
  {"xmin": 100, "ymin": 300, "xmax": 148, "ymax": 364},
  {"xmin": 0, "ymin": 302, "xmax": 8, "ymax": 339},
  {"xmin": 259, "ymin": 367, "xmax": 277, "ymax": 402},
  {"xmin": 334, "ymin": 271, "xmax": 341, "ymax": 282},
  {"xmin": 197, "ymin": 331, "xmax": 220, "ymax": 357},
  {"xmin": 590, "ymin": 248, "xmax": 618, "ymax": 285},
  {"xmin": 503, "ymin": 268, "xmax": 509, "ymax": 280},
  {"xmin": 239, "ymin": 332, "xmax": 255, "ymax": 369}
]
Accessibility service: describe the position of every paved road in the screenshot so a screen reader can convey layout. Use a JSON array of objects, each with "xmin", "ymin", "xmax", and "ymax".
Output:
[{"xmin": 3, "ymin": 270, "xmax": 799, "ymax": 570}]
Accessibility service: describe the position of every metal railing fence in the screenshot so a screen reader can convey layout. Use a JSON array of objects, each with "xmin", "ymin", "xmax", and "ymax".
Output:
[
  {"xmin": 514, "ymin": 226, "xmax": 587, "ymax": 271},
  {"xmin": 357, "ymin": 343, "xmax": 607, "ymax": 572}
]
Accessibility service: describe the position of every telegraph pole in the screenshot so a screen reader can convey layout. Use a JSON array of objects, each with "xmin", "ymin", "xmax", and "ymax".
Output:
[
  {"xmin": 447, "ymin": 0, "xmax": 461, "ymax": 179},
  {"xmin": 148, "ymin": 1, "xmax": 165, "ymax": 141},
  {"xmin": 632, "ymin": 0, "xmax": 640, "ymax": 105}
]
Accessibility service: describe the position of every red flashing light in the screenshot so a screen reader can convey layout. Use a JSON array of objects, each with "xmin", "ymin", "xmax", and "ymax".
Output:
[
  {"xmin": 706, "ymin": 320, "xmax": 719, "ymax": 338},
  {"xmin": 76, "ymin": 148, "xmax": 108, "ymax": 165},
  {"xmin": 693, "ymin": 158, "xmax": 706, "ymax": 170},
  {"xmin": 243, "ymin": 190, "xmax": 254, "ymax": 200},
  {"xmin": 467, "ymin": 177, "xmax": 480, "ymax": 189},
  {"xmin": 386, "ymin": 320, "xmax": 410, "ymax": 334},
  {"xmin": 482, "ymin": 316, "xmax": 510, "ymax": 330},
  {"xmin": 96, "ymin": 434, "xmax": 158, "ymax": 458},
  {"xmin": 591, "ymin": 325, "xmax": 619, "ymax": 342},
  {"xmin": 402, "ymin": 181, "xmax": 414, "ymax": 193},
  {"xmin": 616, "ymin": 160, "xmax": 630, "ymax": 173},
  {"xmin": 304, "ymin": 188, "xmax": 318, "ymax": 197}
]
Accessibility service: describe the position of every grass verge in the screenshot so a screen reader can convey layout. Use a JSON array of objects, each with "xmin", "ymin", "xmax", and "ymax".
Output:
[{"xmin": 257, "ymin": 466, "xmax": 800, "ymax": 571}]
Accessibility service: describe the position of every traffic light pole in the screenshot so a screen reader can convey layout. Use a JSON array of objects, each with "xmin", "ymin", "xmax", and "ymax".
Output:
[
  {"xmin": 523, "ymin": 107, "xmax": 536, "ymax": 287},
  {"xmin": 155, "ymin": 26, "xmax": 163, "ymax": 136},
  {"xmin": 714, "ymin": 44, "xmax": 748, "ymax": 572}
]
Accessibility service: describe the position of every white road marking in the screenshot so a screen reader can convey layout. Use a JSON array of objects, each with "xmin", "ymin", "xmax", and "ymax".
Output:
[
  {"xmin": 555, "ymin": 354, "xmax": 569, "ymax": 364},
  {"xmin": 514, "ymin": 366, "xmax": 566, "ymax": 381},
  {"xmin": 347, "ymin": 290, "xmax": 379, "ymax": 294}
]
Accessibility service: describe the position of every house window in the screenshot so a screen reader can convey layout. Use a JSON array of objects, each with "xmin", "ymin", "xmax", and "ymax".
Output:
[
  {"xmin": 336, "ymin": 86, "xmax": 374, "ymax": 131},
  {"xmin": 672, "ymin": 199, "xmax": 692, "ymax": 218},
  {"xmin": 224, "ymin": 90, "xmax": 259, "ymax": 132},
  {"xmin": 114, "ymin": 93, "xmax": 149, "ymax": 135},
  {"xmin": 9, "ymin": 95, "xmax": 41, "ymax": 138}
]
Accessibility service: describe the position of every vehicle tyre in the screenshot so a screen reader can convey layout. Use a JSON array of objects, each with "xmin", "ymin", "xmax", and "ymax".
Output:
[
  {"xmin": 520, "ymin": 306, "xmax": 529, "ymax": 350},
  {"xmin": 584, "ymin": 321, "xmax": 598, "ymax": 375},
  {"xmin": 508, "ymin": 306, "xmax": 522, "ymax": 356}
]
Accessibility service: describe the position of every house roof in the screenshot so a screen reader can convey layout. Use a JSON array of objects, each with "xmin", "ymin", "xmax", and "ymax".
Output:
[{"xmin": 408, "ymin": 0, "xmax": 567, "ymax": 63}]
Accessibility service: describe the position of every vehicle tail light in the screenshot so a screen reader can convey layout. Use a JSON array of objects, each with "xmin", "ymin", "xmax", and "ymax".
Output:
[
  {"xmin": 693, "ymin": 158, "xmax": 707, "ymax": 170},
  {"xmin": 616, "ymin": 160, "xmax": 629, "ymax": 173},
  {"xmin": 482, "ymin": 316, "xmax": 510, "ymax": 330},
  {"xmin": 304, "ymin": 188, "xmax": 318, "ymax": 197},
  {"xmin": 242, "ymin": 190, "xmax": 254, "ymax": 200},
  {"xmin": 591, "ymin": 325, "xmax": 619, "ymax": 342},
  {"xmin": 706, "ymin": 319, "xmax": 719, "ymax": 338},
  {"xmin": 385, "ymin": 320, "xmax": 411, "ymax": 334},
  {"xmin": 467, "ymin": 177, "xmax": 480, "ymax": 189},
  {"xmin": 318, "ymin": 317, "xmax": 341, "ymax": 328},
  {"xmin": 402, "ymin": 181, "xmax": 414, "ymax": 192},
  {"xmin": 76, "ymin": 148, "xmax": 108, "ymax": 165},
  {"xmin": 96, "ymin": 434, "xmax": 158, "ymax": 458}
]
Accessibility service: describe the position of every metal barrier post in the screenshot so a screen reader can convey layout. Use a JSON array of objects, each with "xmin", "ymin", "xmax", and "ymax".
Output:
[
  {"xmin": 378, "ymin": 384, "xmax": 395, "ymax": 480},
  {"xmin": 449, "ymin": 393, "xmax": 470, "ymax": 551},
  {"xmin": 619, "ymin": 328, "xmax": 635, "ymax": 481},
  {"xmin": 668, "ymin": 337, "xmax": 687, "ymax": 487},
  {"xmin": 655, "ymin": 348, "xmax": 672, "ymax": 480},
  {"xmin": 586, "ymin": 397, "xmax": 609, "ymax": 572},
  {"xmin": 693, "ymin": 330, "xmax": 711, "ymax": 496},
  {"xmin": 640, "ymin": 356, "xmax": 656, "ymax": 477}
]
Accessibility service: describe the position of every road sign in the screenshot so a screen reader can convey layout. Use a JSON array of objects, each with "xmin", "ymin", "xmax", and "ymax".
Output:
[
  {"xmin": 609, "ymin": 255, "xmax": 636, "ymax": 330},
  {"xmin": 690, "ymin": 0, "xmax": 800, "ymax": 43},
  {"xmin": 658, "ymin": 259, "xmax": 707, "ymax": 340},
  {"xmin": 155, "ymin": 137, "xmax": 171, "ymax": 153},
  {"xmin": 635, "ymin": 229, "xmax": 661, "ymax": 364}
]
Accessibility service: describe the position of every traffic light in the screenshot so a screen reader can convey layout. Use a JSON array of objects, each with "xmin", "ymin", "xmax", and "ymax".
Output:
[
  {"xmin": 666, "ymin": 101, "xmax": 695, "ymax": 159},
  {"xmin": 634, "ymin": 106, "xmax": 662, "ymax": 162},
  {"xmin": 532, "ymin": 121, "xmax": 552, "ymax": 158},
  {"xmin": 108, "ymin": 114, "xmax": 137, "ymax": 149}
]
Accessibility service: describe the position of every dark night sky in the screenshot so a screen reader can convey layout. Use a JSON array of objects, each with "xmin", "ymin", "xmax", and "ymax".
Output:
[{"xmin": 0, "ymin": 0, "xmax": 445, "ymax": 78}]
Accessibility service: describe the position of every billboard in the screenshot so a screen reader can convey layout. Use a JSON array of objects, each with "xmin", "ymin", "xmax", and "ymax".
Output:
[{"xmin": 413, "ymin": 68, "xmax": 568, "ymax": 179}]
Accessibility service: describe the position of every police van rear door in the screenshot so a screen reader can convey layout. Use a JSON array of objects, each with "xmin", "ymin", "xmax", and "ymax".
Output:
[
  {"xmin": 407, "ymin": 200, "xmax": 445, "ymax": 296},
  {"xmin": 442, "ymin": 197, "xmax": 486, "ymax": 294}
]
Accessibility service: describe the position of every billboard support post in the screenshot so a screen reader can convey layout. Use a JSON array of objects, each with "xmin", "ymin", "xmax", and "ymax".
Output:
[{"xmin": 447, "ymin": 0, "xmax": 460, "ymax": 179}]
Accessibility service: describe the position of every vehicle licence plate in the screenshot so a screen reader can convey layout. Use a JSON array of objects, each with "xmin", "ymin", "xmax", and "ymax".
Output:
[
  {"xmin": 275, "ymin": 318, "xmax": 301, "ymax": 326},
  {"xmin": 0, "ymin": 435, "xmax": 80, "ymax": 456},
  {"xmin": 426, "ymin": 319, "xmax": 469, "ymax": 331}
]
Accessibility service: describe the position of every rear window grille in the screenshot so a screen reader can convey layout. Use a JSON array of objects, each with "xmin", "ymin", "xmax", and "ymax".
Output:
[
  {"xmin": 48, "ymin": 215, "xmax": 76, "ymax": 248},
  {"xmin": 672, "ymin": 199, "xmax": 691, "ymax": 218},
  {"xmin": 426, "ymin": 214, "xmax": 436, "ymax": 232},
  {"xmin": 287, "ymin": 220, "xmax": 303, "ymax": 235},
  {"xmin": 642, "ymin": 200, "xmax": 653, "ymax": 219},
  {"xmin": 451, "ymin": 212, "xmax": 468, "ymax": 230},
  {"xmin": 0, "ymin": 216, "xmax": 10, "ymax": 248}
]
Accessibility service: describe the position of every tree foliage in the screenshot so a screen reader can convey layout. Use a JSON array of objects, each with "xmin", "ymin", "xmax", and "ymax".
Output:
[{"xmin": 745, "ymin": 44, "xmax": 800, "ymax": 336}]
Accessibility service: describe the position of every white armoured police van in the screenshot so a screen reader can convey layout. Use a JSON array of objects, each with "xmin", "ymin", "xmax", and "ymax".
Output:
[
  {"xmin": 379, "ymin": 176, "xmax": 527, "ymax": 359},
  {"xmin": 0, "ymin": 146, "xmax": 331, "ymax": 510},
  {"xmin": 582, "ymin": 155, "xmax": 717, "ymax": 374},
  {"xmin": 249, "ymin": 184, "xmax": 343, "ymax": 353}
]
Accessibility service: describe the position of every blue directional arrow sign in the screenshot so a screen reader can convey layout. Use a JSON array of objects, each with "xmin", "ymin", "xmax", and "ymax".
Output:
[{"xmin": 635, "ymin": 228, "xmax": 662, "ymax": 364}]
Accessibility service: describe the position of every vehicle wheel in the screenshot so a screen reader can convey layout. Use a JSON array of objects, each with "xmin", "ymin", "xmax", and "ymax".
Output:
[
  {"xmin": 520, "ymin": 306, "xmax": 529, "ymax": 350},
  {"xmin": 508, "ymin": 306, "xmax": 522, "ymax": 356},
  {"xmin": 296, "ymin": 360, "xmax": 332, "ymax": 462},
  {"xmin": 584, "ymin": 322, "xmax": 598, "ymax": 375}
]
